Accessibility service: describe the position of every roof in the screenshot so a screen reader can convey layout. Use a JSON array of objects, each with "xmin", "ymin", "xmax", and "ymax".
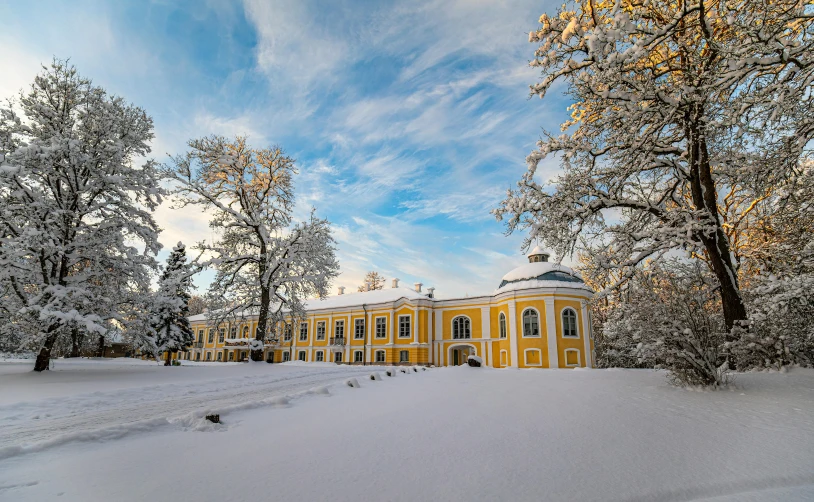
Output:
[
  {"xmin": 304, "ymin": 287, "xmax": 428, "ymax": 310},
  {"xmin": 501, "ymin": 261, "xmax": 583, "ymax": 283},
  {"xmin": 494, "ymin": 279, "xmax": 592, "ymax": 295},
  {"xmin": 527, "ymin": 245, "xmax": 550, "ymax": 257},
  {"xmin": 187, "ymin": 287, "xmax": 431, "ymax": 323}
]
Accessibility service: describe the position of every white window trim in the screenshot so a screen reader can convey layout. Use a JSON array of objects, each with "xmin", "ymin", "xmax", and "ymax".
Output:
[
  {"xmin": 564, "ymin": 348, "xmax": 581, "ymax": 367},
  {"xmin": 299, "ymin": 322, "xmax": 308, "ymax": 341},
  {"xmin": 335, "ymin": 319, "xmax": 345, "ymax": 338},
  {"xmin": 315, "ymin": 350, "xmax": 324, "ymax": 362},
  {"xmin": 399, "ymin": 350, "xmax": 409, "ymax": 362},
  {"xmin": 354, "ymin": 318, "xmax": 365, "ymax": 339},
  {"xmin": 375, "ymin": 350, "xmax": 386, "ymax": 363},
  {"xmin": 316, "ymin": 321, "xmax": 326, "ymax": 340},
  {"xmin": 354, "ymin": 350, "xmax": 363, "ymax": 362},
  {"xmin": 398, "ymin": 314, "xmax": 411, "ymax": 338},
  {"xmin": 451, "ymin": 315, "xmax": 472, "ymax": 340},
  {"xmin": 298, "ymin": 350, "xmax": 306, "ymax": 361},
  {"xmin": 521, "ymin": 308, "xmax": 542, "ymax": 338},
  {"xmin": 523, "ymin": 348, "xmax": 543, "ymax": 367},
  {"xmin": 498, "ymin": 312, "xmax": 507, "ymax": 339},
  {"xmin": 374, "ymin": 316, "xmax": 387, "ymax": 339},
  {"xmin": 561, "ymin": 307, "xmax": 580, "ymax": 338},
  {"xmin": 282, "ymin": 351, "xmax": 290, "ymax": 362},
  {"xmin": 500, "ymin": 349, "xmax": 508, "ymax": 367}
]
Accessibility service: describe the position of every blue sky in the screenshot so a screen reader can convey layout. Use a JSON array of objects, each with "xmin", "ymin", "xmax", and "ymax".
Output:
[{"xmin": 1, "ymin": 0, "xmax": 568, "ymax": 298}]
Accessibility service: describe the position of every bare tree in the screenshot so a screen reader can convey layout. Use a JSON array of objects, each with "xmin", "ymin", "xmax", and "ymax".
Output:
[{"xmin": 357, "ymin": 271, "xmax": 386, "ymax": 292}]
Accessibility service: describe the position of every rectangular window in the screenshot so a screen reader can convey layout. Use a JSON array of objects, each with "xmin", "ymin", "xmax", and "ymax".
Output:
[
  {"xmin": 230, "ymin": 327, "xmax": 236, "ymax": 339},
  {"xmin": 334, "ymin": 351, "xmax": 342, "ymax": 363},
  {"xmin": 298, "ymin": 351, "xmax": 306, "ymax": 362},
  {"xmin": 398, "ymin": 315, "xmax": 411, "ymax": 338},
  {"xmin": 284, "ymin": 323, "xmax": 292, "ymax": 341},
  {"xmin": 354, "ymin": 319, "xmax": 365, "ymax": 339},
  {"xmin": 375, "ymin": 350, "xmax": 386, "ymax": 363},
  {"xmin": 354, "ymin": 350, "xmax": 363, "ymax": 362},
  {"xmin": 400, "ymin": 350, "xmax": 409, "ymax": 363},
  {"xmin": 335, "ymin": 320, "xmax": 344, "ymax": 338},
  {"xmin": 316, "ymin": 351, "xmax": 324, "ymax": 362},
  {"xmin": 218, "ymin": 329, "xmax": 225, "ymax": 343},
  {"xmin": 316, "ymin": 321, "xmax": 326, "ymax": 340},
  {"xmin": 197, "ymin": 330, "xmax": 203, "ymax": 343},
  {"xmin": 207, "ymin": 329, "xmax": 214, "ymax": 344},
  {"xmin": 299, "ymin": 322, "xmax": 308, "ymax": 341},
  {"xmin": 375, "ymin": 317, "xmax": 386, "ymax": 338},
  {"xmin": 283, "ymin": 351, "xmax": 291, "ymax": 362},
  {"xmin": 217, "ymin": 352, "xmax": 222, "ymax": 361}
]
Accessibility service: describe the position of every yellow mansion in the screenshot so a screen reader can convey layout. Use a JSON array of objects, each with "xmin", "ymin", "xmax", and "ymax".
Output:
[{"xmin": 184, "ymin": 247, "xmax": 595, "ymax": 369}]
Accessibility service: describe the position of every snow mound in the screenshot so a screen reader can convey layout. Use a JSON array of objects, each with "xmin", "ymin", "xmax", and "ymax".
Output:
[{"xmin": 345, "ymin": 378, "xmax": 360, "ymax": 388}]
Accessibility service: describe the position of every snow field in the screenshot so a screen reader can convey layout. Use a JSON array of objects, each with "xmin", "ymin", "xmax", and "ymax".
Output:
[{"xmin": 1, "ymin": 361, "xmax": 813, "ymax": 501}]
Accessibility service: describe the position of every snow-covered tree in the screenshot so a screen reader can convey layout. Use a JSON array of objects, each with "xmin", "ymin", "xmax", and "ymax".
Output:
[
  {"xmin": 357, "ymin": 271, "xmax": 386, "ymax": 292},
  {"xmin": 150, "ymin": 242, "xmax": 194, "ymax": 366},
  {"xmin": 496, "ymin": 0, "xmax": 814, "ymax": 331},
  {"xmin": 0, "ymin": 60, "xmax": 163, "ymax": 371},
  {"xmin": 602, "ymin": 260, "xmax": 729, "ymax": 386},
  {"xmin": 165, "ymin": 136, "xmax": 339, "ymax": 361},
  {"xmin": 187, "ymin": 295, "xmax": 207, "ymax": 316}
]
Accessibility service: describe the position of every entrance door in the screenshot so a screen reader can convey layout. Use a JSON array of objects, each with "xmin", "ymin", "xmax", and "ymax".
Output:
[
  {"xmin": 266, "ymin": 352, "xmax": 274, "ymax": 363},
  {"xmin": 452, "ymin": 350, "xmax": 459, "ymax": 366}
]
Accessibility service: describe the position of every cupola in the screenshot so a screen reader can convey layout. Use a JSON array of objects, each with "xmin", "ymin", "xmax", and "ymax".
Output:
[{"xmin": 527, "ymin": 245, "xmax": 551, "ymax": 263}]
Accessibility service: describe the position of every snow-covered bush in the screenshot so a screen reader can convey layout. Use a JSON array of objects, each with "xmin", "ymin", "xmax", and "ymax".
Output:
[{"xmin": 602, "ymin": 261, "xmax": 729, "ymax": 386}]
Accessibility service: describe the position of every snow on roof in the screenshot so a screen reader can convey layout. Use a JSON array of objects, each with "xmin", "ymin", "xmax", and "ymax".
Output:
[
  {"xmin": 501, "ymin": 261, "xmax": 582, "ymax": 283},
  {"xmin": 304, "ymin": 287, "xmax": 429, "ymax": 311},
  {"xmin": 527, "ymin": 245, "xmax": 550, "ymax": 257},
  {"xmin": 494, "ymin": 279, "xmax": 592, "ymax": 295}
]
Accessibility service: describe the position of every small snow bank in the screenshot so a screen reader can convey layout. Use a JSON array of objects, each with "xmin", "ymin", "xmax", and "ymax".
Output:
[
  {"xmin": 369, "ymin": 372, "xmax": 382, "ymax": 381},
  {"xmin": 345, "ymin": 378, "xmax": 360, "ymax": 388},
  {"xmin": 467, "ymin": 355, "xmax": 483, "ymax": 366}
]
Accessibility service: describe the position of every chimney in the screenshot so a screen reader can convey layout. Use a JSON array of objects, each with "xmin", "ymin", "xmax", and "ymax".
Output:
[
  {"xmin": 414, "ymin": 282, "xmax": 423, "ymax": 293},
  {"xmin": 427, "ymin": 287, "xmax": 435, "ymax": 298},
  {"xmin": 392, "ymin": 278, "xmax": 400, "ymax": 288},
  {"xmin": 338, "ymin": 286, "xmax": 345, "ymax": 295},
  {"xmin": 365, "ymin": 282, "xmax": 371, "ymax": 292}
]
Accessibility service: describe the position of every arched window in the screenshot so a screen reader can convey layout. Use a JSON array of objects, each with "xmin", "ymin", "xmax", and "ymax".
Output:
[
  {"xmin": 499, "ymin": 313, "xmax": 507, "ymax": 339},
  {"xmin": 242, "ymin": 325, "xmax": 249, "ymax": 338},
  {"xmin": 562, "ymin": 308, "xmax": 579, "ymax": 338},
  {"xmin": 452, "ymin": 316, "xmax": 471, "ymax": 339},
  {"xmin": 522, "ymin": 309, "xmax": 540, "ymax": 337}
]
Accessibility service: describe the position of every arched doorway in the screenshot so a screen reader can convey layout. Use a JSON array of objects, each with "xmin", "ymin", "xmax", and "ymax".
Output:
[{"xmin": 447, "ymin": 343, "xmax": 476, "ymax": 366}]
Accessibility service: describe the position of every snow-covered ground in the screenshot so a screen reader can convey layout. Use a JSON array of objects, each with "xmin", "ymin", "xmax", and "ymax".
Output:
[{"xmin": 1, "ymin": 359, "xmax": 813, "ymax": 501}]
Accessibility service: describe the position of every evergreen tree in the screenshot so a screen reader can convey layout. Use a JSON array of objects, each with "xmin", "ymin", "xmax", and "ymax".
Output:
[
  {"xmin": 151, "ymin": 243, "xmax": 194, "ymax": 366},
  {"xmin": 357, "ymin": 271, "xmax": 386, "ymax": 292}
]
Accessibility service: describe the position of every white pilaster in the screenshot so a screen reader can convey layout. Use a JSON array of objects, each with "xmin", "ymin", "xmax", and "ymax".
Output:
[
  {"xmin": 365, "ymin": 311, "xmax": 372, "ymax": 362},
  {"xmin": 435, "ymin": 309, "xmax": 444, "ymax": 366},
  {"xmin": 508, "ymin": 300, "xmax": 518, "ymax": 367},
  {"xmin": 581, "ymin": 301, "xmax": 592, "ymax": 368},
  {"xmin": 413, "ymin": 309, "xmax": 418, "ymax": 344},
  {"xmin": 389, "ymin": 310, "xmax": 394, "ymax": 345},
  {"xmin": 346, "ymin": 312, "xmax": 352, "ymax": 361},
  {"xmin": 545, "ymin": 298, "xmax": 559, "ymax": 368},
  {"xmin": 427, "ymin": 309, "xmax": 434, "ymax": 365}
]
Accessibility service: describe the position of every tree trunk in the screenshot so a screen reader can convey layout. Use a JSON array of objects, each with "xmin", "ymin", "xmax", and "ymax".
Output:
[
  {"xmin": 687, "ymin": 112, "xmax": 748, "ymax": 333},
  {"xmin": 33, "ymin": 324, "xmax": 60, "ymax": 372},
  {"xmin": 96, "ymin": 334, "xmax": 105, "ymax": 358},
  {"xmin": 164, "ymin": 350, "xmax": 172, "ymax": 366},
  {"xmin": 70, "ymin": 327, "xmax": 84, "ymax": 358},
  {"xmin": 252, "ymin": 284, "xmax": 270, "ymax": 362}
]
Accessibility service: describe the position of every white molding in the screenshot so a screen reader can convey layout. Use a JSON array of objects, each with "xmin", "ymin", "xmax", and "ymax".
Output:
[
  {"xmin": 545, "ymin": 299, "xmax": 559, "ymax": 368},
  {"xmin": 397, "ymin": 314, "xmax": 412, "ymax": 339},
  {"xmin": 447, "ymin": 343, "xmax": 477, "ymax": 366},
  {"xmin": 389, "ymin": 311, "xmax": 394, "ymax": 344},
  {"xmin": 520, "ymin": 307, "xmax": 542, "ymax": 338},
  {"xmin": 524, "ymin": 348, "xmax": 544, "ymax": 367},
  {"xmin": 564, "ymin": 348, "xmax": 581, "ymax": 367},
  {"xmin": 499, "ymin": 349, "xmax": 508, "ymax": 367},
  {"xmin": 560, "ymin": 307, "xmax": 580, "ymax": 339},
  {"xmin": 450, "ymin": 314, "xmax": 473, "ymax": 341}
]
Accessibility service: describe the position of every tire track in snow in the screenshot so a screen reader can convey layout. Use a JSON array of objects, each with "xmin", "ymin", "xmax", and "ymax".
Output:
[{"xmin": 0, "ymin": 366, "xmax": 381, "ymax": 461}]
